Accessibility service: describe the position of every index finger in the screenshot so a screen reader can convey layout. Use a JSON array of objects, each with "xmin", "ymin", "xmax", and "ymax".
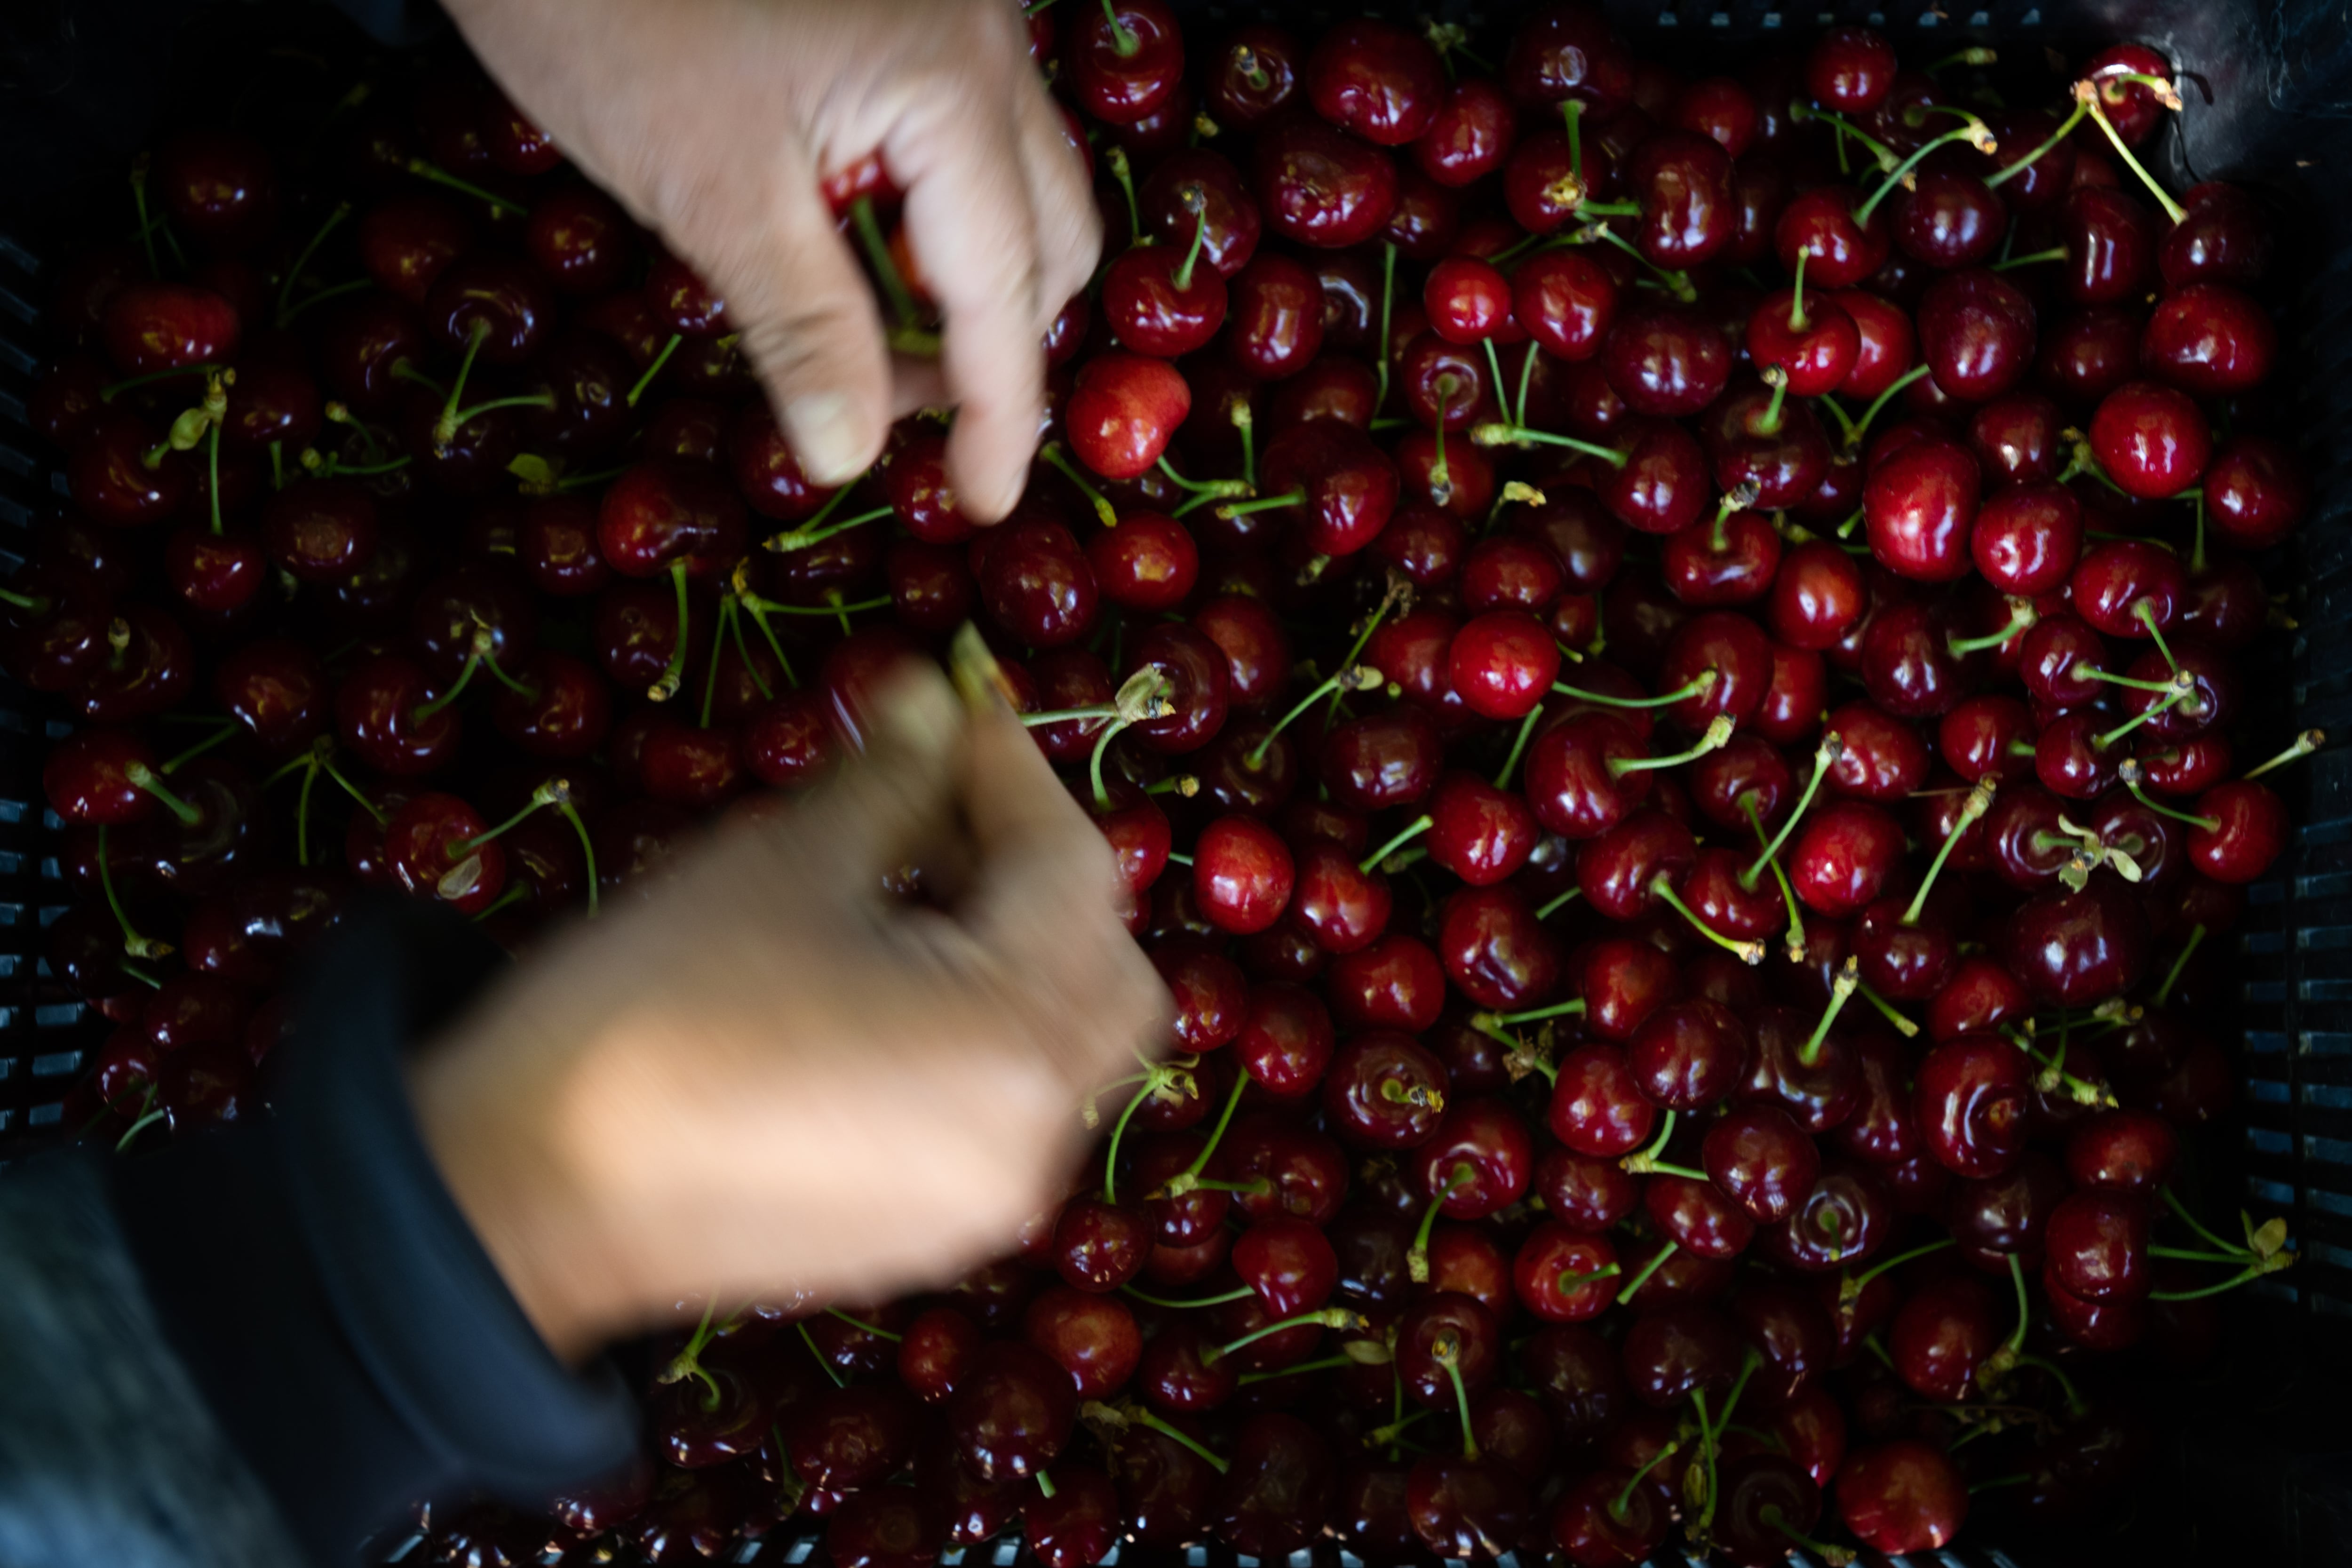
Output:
[
  {"xmin": 958, "ymin": 699, "xmax": 1167, "ymax": 1078},
  {"xmin": 887, "ymin": 98, "xmax": 1049, "ymax": 524}
]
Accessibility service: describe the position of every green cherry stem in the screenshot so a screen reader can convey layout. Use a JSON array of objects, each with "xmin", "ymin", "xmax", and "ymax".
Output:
[
  {"xmin": 1614, "ymin": 1239, "xmax": 1679, "ymax": 1306},
  {"xmin": 1747, "ymin": 733, "xmax": 1844, "ymax": 889},
  {"xmin": 2074, "ymin": 80, "xmax": 2188, "ymax": 223},
  {"xmin": 1552, "ymin": 670, "xmax": 1717, "ymax": 709},
  {"xmin": 1800, "ymin": 958, "xmax": 1861, "ymax": 1067},
  {"xmin": 1903, "ymin": 778, "xmax": 1996, "ymax": 924},
  {"xmin": 1361, "ymin": 815, "xmax": 1431, "ymax": 875}
]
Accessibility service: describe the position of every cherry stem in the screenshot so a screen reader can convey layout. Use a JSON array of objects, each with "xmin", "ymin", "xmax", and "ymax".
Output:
[
  {"xmin": 402, "ymin": 157, "xmax": 524, "ymax": 216},
  {"xmin": 460, "ymin": 780, "xmax": 566, "ymax": 854},
  {"xmin": 1986, "ymin": 98, "xmax": 2088, "ymax": 188},
  {"xmin": 795, "ymin": 1321, "xmax": 847, "ymax": 1388},
  {"xmin": 1215, "ymin": 487, "xmax": 1307, "ymax": 520},
  {"xmin": 1784, "ymin": 246, "xmax": 1812, "ymax": 332},
  {"xmin": 721, "ymin": 599, "xmax": 775, "ymax": 706},
  {"xmin": 2154, "ymin": 923, "xmax": 2206, "ymax": 1008},
  {"xmin": 129, "ymin": 159, "xmax": 161, "ymax": 278},
  {"xmin": 650, "ymin": 560, "xmax": 694, "ymax": 703},
  {"xmin": 1238, "ymin": 1355, "xmax": 1354, "ymax": 1385},
  {"xmin": 1251, "ymin": 663, "xmax": 1378, "ymax": 767},
  {"xmin": 1123, "ymin": 1283, "xmax": 1253, "ymax": 1311},
  {"xmin": 1615, "ymin": 1239, "xmax": 1679, "ymax": 1306},
  {"xmin": 1207, "ymin": 1307, "xmax": 1365, "ymax": 1364},
  {"xmin": 1536, "ymin": 885, "xmax": 1584, "ymax": 921},
  {"xmin": 123, "ymin": 763, "xmax": 201, "ymax": 827},
  {"xmin": 1494, "ymin": 701, "xmax": 1546, "ymax": 791},
  {"xmin": 2123, "ymin": 776, "xmax": 2220, "ymax": 831},
  {"xmin": 1098, "ymin": 0, "xmax": 1139, "ymax": 55},
  {"xmin": 2151, "ymin": 1265, "xmax": 2278, "ymax": 1301},
  {"xmin": 1762, "ymin": 1506, "xmax": 1855, "ymax": 1565},
  {"xmin": 1232, "ymin": 43, "xmax": 1270, "ymax": 91},
  {"xmin": 0, "ymin": 585, "xmax": 46, "ymax": 613},
  {"xmin": 1620, "ymin": 1109, "xmax": 1682, "ymax": 1175},
  {"xmin": 1556, "ymin": 1262, "xmax": 1622, "ymax": 1293},
  {"xmin": 2095, "ymin": 685, "xmax": 2187, "ymax": 749},
  {"xmin": 2158, "ymin": 1186, "xmax": 2252, "ymax": 1258},
  {"xmin": 1033, "ymin": 1469, "xmax": 1057, "ymax": 1501},
  {"xmin": 1753, "ymin": 365, "xmax": 1791, "ymax": 436},
  {"xmin": 431, "ymin": 320, "xmax": 494, "ymax": 449},
  {"xmin": 2246, "ymin": 728, "xmax": 2326, "ymax": 781},
  {"xmin": 95, "ymin": 825, "xmax": 170, "ymax": 961},
  {"xmin": 1857, "ymin": 982, "xmax": 1921, "ymax": 1038},
  {"xmin": 117, "ymin": 1099, "xmax": 169, "ymax": 1155},
  {"xmin": 2011, "ymin": 1352, "xmax": 2087, "ymax": 1417},
  {"xmin": 2151, "ymin": 1244, "xmax": 2249, "ymax": 1265},
  {"xmin": 1739, "ymin": 803, "xmax": 1804, "ymax": 963},
  {"xmin": 1651, "ymin": 873, "xmax": 1765, "ymax": 964},
  {"xmin": 1853, "ymin": 118, "xmax": 1995, "ymax": 226},
  {"xmin": 1101, "ymin": 1072, "xmax": 1162, "ymax": 1205},
  {"xmin": 1613, "ymin": 1438, "xmax": 1681, "ymax": 1519},
  {"xmin": 159, "ymin": 720, "xmax": 238, "ymax": 775},
  {"xmin": 1948, "ymin": 598, "xmax": 2038, "ymax": 656},
  {"xmin": 1611, "ymin": 714, "xmax": 1735, "ymax": 777},
  {"xmin": 1104, "ymin": 1404, "xmax": 1229, "ymax": 1474},
  {"xmin": 551, "ymin": 797, "xmax": 600, "ymax": 919},
  {"xmin": 1170, "ymin": 205, "xmax": 1210, "ymax": 294},
  {"xmin": 1844, "ymin": 1235, "xmax": 1957, "ymax": 1300},
  {"xmin": 2087, "ymin": 667, "xmax": 2179, "ymax": 694},
  {"xmin": 1554, "ymin": 670, "xmax": 1716, "ymax": 710},
  {"xmin": 1482, "ymin": 998, "xmax": 1587, "ymax": 1029},
  {"xmin": 1470, "ymin": 420, "xmax": 1626, "ymax": 467},
  {"xmin": 1361, "ymin": 816, "xmax": 1430, "ymax": 875},
  {"xmin": 850, "ymin": 196, "xmax": 924, "ymax": 329},
  {"xmin": 2075, "ymin": 83, "xmax": 2189, "ymax": 223},
  {"xmin": 615, "ymin": 334, "xmax": 681, "ymax": 409},
  {"xmin": 1849, "ymin": 363, "xmax": 1932, "ymax": 449},
  {"xmin": 1903, "ymin": 778, "xmax": 1995, "ymax": 923},
  {"xmin": 1433, "ymin": 1336, "xmax": 1480, "ymax": 1461},
  {"xmin": 1797, "ymin": 104, "xmax": 1901, "ymax": 168},
  {"xmin": 1993, "ymin": 244, "xmax": 2070, "ymax": 272},
  {"xmin": 1801, "ymin": 958, "xmax": 1861, "ymax": 1067},
  {"xmin": 1175, "ymin": 1067, "xmax": 1252, "ymax": 1190},
  {"xmin": 1407, "ymin": 1164, "xmax": 1475, "ymax": 1283},
  {"xmin": 823, "ymin": 1305, "xmax": 902, "ymax": 1343}
]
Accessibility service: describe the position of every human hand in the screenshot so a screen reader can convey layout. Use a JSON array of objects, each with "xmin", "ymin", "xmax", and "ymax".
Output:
[
  {"xmin": 440, "ymin": 0, "xmax": 1098, "ymax": 520},
  {"xmin": 405, "ymin": 663, "xmax": 1167, "ymax": 1361}
]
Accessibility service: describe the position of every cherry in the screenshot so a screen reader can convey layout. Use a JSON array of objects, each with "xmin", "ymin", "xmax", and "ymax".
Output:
[
  {"xmin": 1914, "ymin": 1033, "xmax": 2030, "ymax": 1179},
  {"xmin": 947, "ymin": 1341, "xmax": 1078, "ymax": 1482},
  {"xmin": 1192, "ymin": 813, "xmax": 1295, "ymax": 935},
  {"xmin": 1068, "ymin": 352, "xmax": 1191, "ymax": 479},
  {"xmin": 1971, "ymin": 480, "xmax": 2082, "ymax": 597},
  {"xmin": 1102, "ymin": 236, "xmax": 1228, "ymax": 360},
  {"xmin": 1704, "ymin": 1101, "xmax": 1822, "ymax": 1223},
  {"xmin": 1215, "ymin": 1414, "xmax": 1337, "ymax": 1559},
  {"xmin": 2055, "ymin": 184, "xmax": 2157, "ymax": 304},
  {"xmin": 979, "ymin": 518, "xmax": 1100, "ymax": 649},
  {"xmin": 1066, "ymin": 0, "xmax": 1184, "ymax": 125},
  {"xmin": 1807, "ymin": 25, "xmax": 1897, "ymax": 112},
  {"xmin": 1305, "ymin": 19, "xmax": 1443, "ymax": 145},
  {"xmin": 1916, "ymin": 268, "xmax": 2036, "ymax": 402},
  {"xmin": 2004, "ymin": 876, "xmax": 2151, "ymax": 1005},
  {"xmin": 1863, "ymin": 434, "xmax": 1978, "ymax": 582},
  {"xmin": 1321, "ymin": 1030, "xmax": 1448, "ymax": 1150},
  {"xmin": 1599, "ymin": 304, "xmax": 1730, "ymax": 417},
  {"xmin": 2088, "ymin": 379, "xmax": 2209, "ymax": 499},
  {"xmin": 1774, "ymin": 187, "xmax": 1890, "ymax": 289},
  {"xmin": 1254, "ymin": 116, "xmax": 1401, "ymax": 249},
  {"xmin": 1892, "ymin": 163, "xmax": 2006, "ymax": 270},
  {"xmin": 1414, "ymin": 77, "xmax": 1518, "ymax": 188},
  {"xmin": 2193, "ymin": 435, "xmax": 2302, "ymax": 550},
  {"xmin": 335, "ymin": 653, "xmax": 462, "ymax": 776},
  {"xmin": 1547, "ymin": 1043, "xmax": 1656, "ymax": 1159},
  {"xmin": 2188, "ymin": 778, "xmax": 2289, "ymax": 883},
  {"xmin": 2162, "ymin": 181, "xmax": 2273, "ymax": 287}
]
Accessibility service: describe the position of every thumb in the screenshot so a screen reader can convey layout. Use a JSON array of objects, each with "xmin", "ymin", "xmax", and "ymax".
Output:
[
  {"xmin": 696, "ymin": 162, "xmax": 895, "ymax": 490},
  {"xmin": 795, "ymin": 661, "xmax": 967, "ymax": 888}
]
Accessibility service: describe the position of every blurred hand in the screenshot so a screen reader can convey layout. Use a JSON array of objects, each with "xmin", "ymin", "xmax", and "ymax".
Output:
[
  {"xmin": 442, "ymin": 0, "xmax": 1098, "ymax": 520},
  {"xmin": 406, "ymin": 665, "xmax": 1166, "ymax": 1361}
]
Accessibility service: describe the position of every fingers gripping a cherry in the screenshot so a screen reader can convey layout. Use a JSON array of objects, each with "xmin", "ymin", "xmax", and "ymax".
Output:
[{"xmin": 21, "ymin": 8, "xmax": 2320, "ymax": 1563}]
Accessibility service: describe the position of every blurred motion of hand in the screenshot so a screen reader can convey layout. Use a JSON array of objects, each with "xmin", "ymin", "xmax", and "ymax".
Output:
[{"xmin": 408, "ymin": 665, "xmax": 1168, "ymax": 1361}]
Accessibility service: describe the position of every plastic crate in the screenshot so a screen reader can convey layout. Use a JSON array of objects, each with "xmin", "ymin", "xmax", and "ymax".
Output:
[{"xmin": 6, "ymin": 0, "xmax": 2352, "ymax": 1563}]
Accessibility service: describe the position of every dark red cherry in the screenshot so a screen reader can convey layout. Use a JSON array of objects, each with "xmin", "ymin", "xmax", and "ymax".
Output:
[
  {"xmin": 1254, "ymin": 116, "xmax": 1402, "ymax": 250},
  {"xmin": 1305, "ymin": 19, "xmax": 1444, "ymax": 146}
]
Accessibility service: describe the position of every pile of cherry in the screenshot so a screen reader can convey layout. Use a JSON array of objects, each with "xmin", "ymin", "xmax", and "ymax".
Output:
[{"xmin": 6, "ymin": 1, "xmax": 2328, "ymax": 1563}]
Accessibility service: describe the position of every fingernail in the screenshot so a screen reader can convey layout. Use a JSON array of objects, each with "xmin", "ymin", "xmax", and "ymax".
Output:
[
  {"xmin": 877, "ymin": 669, "xmax": 960, "ymax": 758},
  {"xmin": 787, "ymin": 393, "xmax": 863, "ymax": 485}
]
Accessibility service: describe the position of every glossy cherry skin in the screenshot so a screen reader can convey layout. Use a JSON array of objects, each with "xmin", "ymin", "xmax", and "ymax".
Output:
[
  {"xmin": 1914, "ymin": 1034, "xmax": 2030, "ymax": 1179},
  {"xmin": 1601, "ymin": 305, "xmax": 1731, "ymax": 417},
  {"xmin": 2189, "ymin": 780, "xmax": 2289, "ymax": 883},
  {"xmin": 2204, "ymin": 435, "xmax": 2309, "ymax": 548},
  {"xmin": 1214, "ymin": 1414, "xmax": 1338, "ymax": 1559},
  {"xmin": 1322, "ymin": 1030, "xmax": 1448, "ymax": 1150},
  {"xmin": 1807, "ymin": 24, "xmax": 1897, "ymax": 111},
  {"xmin": 2088, "ymin": 379, "xmax": 2210, "ymax": 499},
  {"xmin": 1916, "ymin": 269, "xmax": 2035, "ymax": 402},
  {"xmin": 947, "ymin": 1341, "xmax": 1077, "ymax": 1482},
  {"xmin": 1062, "ymin": 0, "xmax": 1184, "ymax": 123},
  {"xmin": 1194, "ymin": 814, "xmax": 1295, "ymax": 934},
  {"xmin": 1102, "ymin": 244, "xmax": 1228, "ymax": 359},
  {"xmin": 1254, "ymin": 116, "xmax": 1401, "ymax": 249},
  {"xmin": 1520, "ymin": 714, "xmax": 1646, "ymax": 839},
  {"xmin": 1305, "ymin": 19, "xmax": 1443, "ymax": 145},
  {"xmin": 1068, "ymin": 352, "xmax": 1191, "ymax": 480},
  {"xmin": 1547, "ymin": 1043, "xmax": 1656, "ymax": 1159},
  {"xmin": 1863, "ymin": 436, "xmax": 1978, "ymax": 582},
  {"xmin": 1971, "ymin": 481, "xmax": 2082, "ymax": 597},
  {"xmin": 2005, "ymin": 877, "xmax": 2152, "ymax": 1006},
  {"xmin": 1774, "ymin": 187, "xmax": 1890, "ymax": 289}
]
